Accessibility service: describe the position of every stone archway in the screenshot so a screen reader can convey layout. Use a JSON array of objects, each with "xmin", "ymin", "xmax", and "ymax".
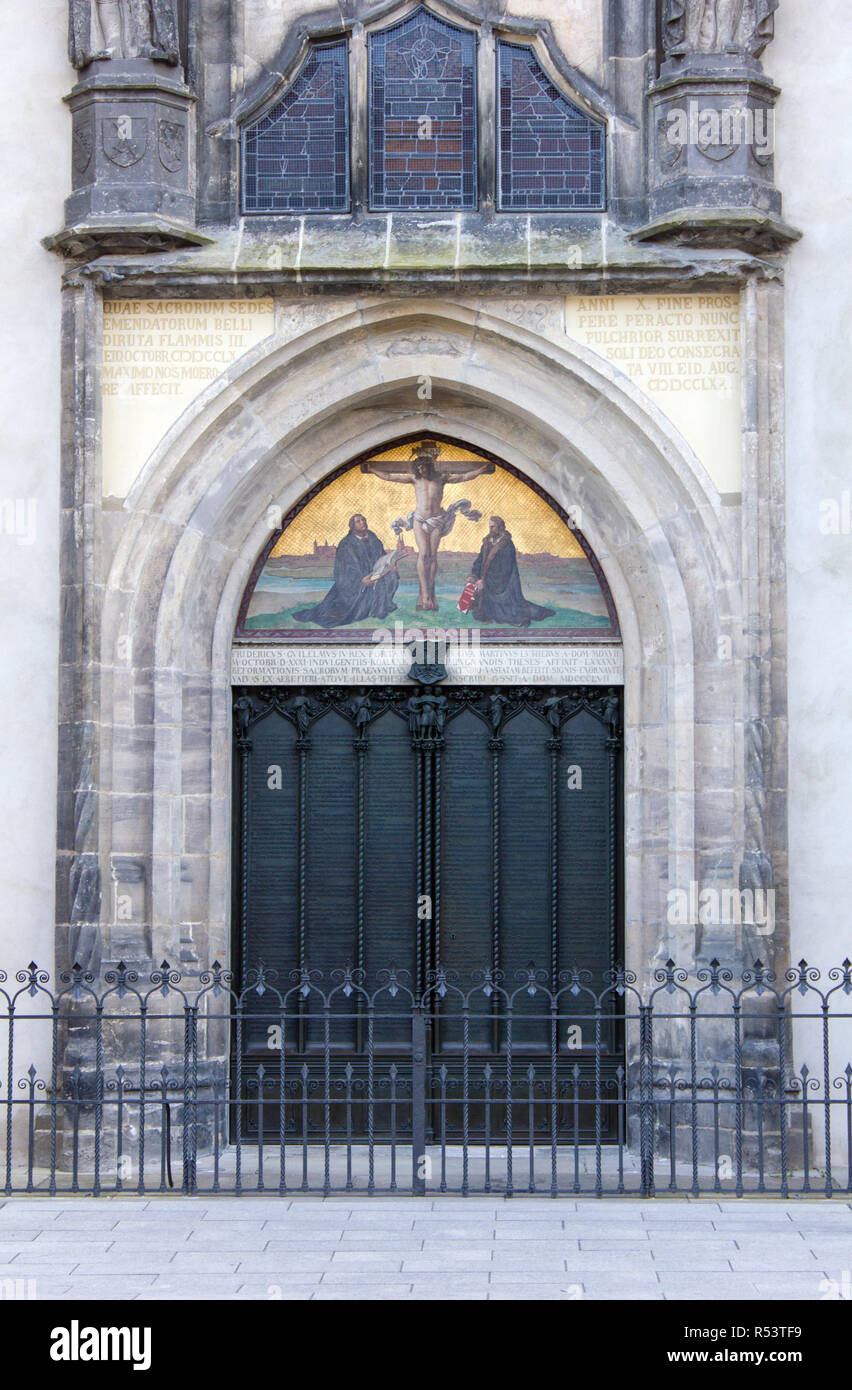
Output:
[{"xmin": 75, "ymin": 300, "xmax": 749, "ymax": 994}]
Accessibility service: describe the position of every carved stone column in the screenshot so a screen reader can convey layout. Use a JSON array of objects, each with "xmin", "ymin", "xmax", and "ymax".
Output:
[
  {"xmin": 636, "ymin": 0, "xmax": 799, "ymax": 252},
  {"xmin": 46, "ymin": 0, "xmax": 205, "ymax": 259}
]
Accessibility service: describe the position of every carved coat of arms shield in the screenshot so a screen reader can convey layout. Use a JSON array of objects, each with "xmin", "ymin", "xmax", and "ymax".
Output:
[
  {"xmin": 101, "ymin": 115, "xmax": 149, "ymax": 168},
  {"xmin": 158, "ymin": 119, "xmax": 186, "ymax": 173},
  {"xmin": 72, "ymin": 122, "xmax": 94, "ymax": 175},
  {"xmin": 695, "ymin": 104, "xmax": 742, "ymax": 163},
  {"xmin": 696, "ymin": 131, "xmax": 740, "ymax": 163},
  {"xmin": 657, "ymin": 113, "xmax": 684, "ymax": 173}
]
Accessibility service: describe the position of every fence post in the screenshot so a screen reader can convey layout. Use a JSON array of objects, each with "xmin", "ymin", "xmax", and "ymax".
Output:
[
  {"xmin": 412, "ymin": 1004, "xmax": 427, "ymax": 1196},
  {"xmin": 182, "ymin": 1002, "xmax": 198, "ymax": 1195},
  {"xmin": 639, "ymin": 1001, "xmax": 655, "ymax": 1197}
]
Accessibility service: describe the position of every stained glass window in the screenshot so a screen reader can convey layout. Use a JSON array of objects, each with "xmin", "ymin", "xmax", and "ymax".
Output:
[
  {"xmin": 498, "ymin": 41, "xmax": 605, "ymax": 211},
  {"xmin": 242, "ymin": 41, "xmax": 350, "ymax": 214},
  {"xmin": 369, "ymin": 8, "xmax": 477, "ymax": 211}
]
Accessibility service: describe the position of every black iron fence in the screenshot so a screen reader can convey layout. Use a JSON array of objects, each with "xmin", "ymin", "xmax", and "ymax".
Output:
[{"xmin": 2, "ymin": 958, "xmax": 852, "ymax": 1197}]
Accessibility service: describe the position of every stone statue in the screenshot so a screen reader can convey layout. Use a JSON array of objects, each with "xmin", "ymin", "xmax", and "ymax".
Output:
[
  {"xmin": 69, "ymin": 0, "xmax": 180, "ymax": 69},
  {"xmin": 663, "ymin": 0, "xmax": 778, "ymax": 61}
]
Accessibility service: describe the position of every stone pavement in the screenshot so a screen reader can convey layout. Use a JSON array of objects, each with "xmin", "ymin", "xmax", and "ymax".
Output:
[{"xmin": 0, "ymin": 1197, "xmax": 850, "ymax": 1301}]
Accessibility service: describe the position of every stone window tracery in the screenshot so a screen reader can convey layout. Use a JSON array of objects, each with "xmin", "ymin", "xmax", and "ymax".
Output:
[
  {"xmin": 242, "ymin": 40, "xmax": 350, "ymax": 214},
  {"xmin": 240, "ymin": 11, "xmax": 606, "ymax": 217},
  {"xmin": 368, "ymin": 8, "xmax": 477, "ymax": 211},
  {"xmin": 498, "ymin": 42, "xmax": 605, "ymax": 211}
]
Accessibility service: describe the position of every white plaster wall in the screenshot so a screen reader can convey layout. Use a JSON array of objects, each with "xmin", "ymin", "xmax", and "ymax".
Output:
[
  {"xmin": 773, "ymin": 2, "xmax": 852, "ymax": 975},
  {"xmin": 0, "ymin": 2, "xmax": 67, "ymax": 977}
]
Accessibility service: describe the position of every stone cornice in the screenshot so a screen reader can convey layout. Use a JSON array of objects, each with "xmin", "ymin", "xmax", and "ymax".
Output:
[{"xmin": 58, "ymin": 217, "xmax": 786, "ymax": 291}]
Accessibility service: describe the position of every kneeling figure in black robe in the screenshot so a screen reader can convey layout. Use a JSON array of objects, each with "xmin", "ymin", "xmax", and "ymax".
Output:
[
  {"xmin": 469, "ymin": 517, "xmax": 554, "ymax": 627},
  {"xmin": 293, "ymin": 514, "xmax": 399, "ymax": 627}
]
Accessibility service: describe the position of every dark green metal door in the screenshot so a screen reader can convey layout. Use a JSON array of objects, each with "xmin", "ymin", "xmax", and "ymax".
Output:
[{"xmin": 232, "ymin": 683, "xmax": 623, "ymax": 1139}]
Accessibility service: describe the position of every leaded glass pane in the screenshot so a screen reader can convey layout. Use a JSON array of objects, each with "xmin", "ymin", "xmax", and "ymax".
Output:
[
  {"xmin": 242, "ymin": 41, "xmax": 350, "ymax": 214},
  {"xmin": 369, "ymin": 8, "xmax": 477, "ymax": 211},
  {"xmin": 498, "ymin": 42, "xmax": 605, "ymax": 212}
]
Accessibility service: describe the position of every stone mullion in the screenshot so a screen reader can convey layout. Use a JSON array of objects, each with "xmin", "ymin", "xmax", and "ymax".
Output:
[
  {"xmin": 477, "ymin": 21, "xmax": 495, "ymax": 214},
  {"xmin": 349, "ymin": 24, "xmax": 368, "ymax": 215}
]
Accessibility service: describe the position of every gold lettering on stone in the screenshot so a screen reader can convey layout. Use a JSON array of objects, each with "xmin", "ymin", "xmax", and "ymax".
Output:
[
  {"xmin": 102, "ymin": 299, "xmax": 275, "ymax": 498},
  {"xmin": 564, "ymin": 293, "xmax": 741, "ymax": 494}
]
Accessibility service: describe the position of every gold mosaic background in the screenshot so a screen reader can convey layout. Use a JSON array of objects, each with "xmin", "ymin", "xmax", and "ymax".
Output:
[{"xmin": 272, "ymin": 444, "xmax": 585, "ymax": 558}]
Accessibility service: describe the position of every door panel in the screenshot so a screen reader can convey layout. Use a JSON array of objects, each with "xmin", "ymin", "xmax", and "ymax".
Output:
[
  {"xmin": 364, "ymin": 707, "xmax": 418, "ymax": 1044},
  {"xmin": 232, "ymin": 683, "xmax": 623, "ymax": 1139},
  {"xmin": 438, "ymin": 707, "xmax": 493, "ymax": 980}
]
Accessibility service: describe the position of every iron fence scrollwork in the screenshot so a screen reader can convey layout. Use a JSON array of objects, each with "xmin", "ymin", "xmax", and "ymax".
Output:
[{"xmin": 1, "ymin": 957, "xmax": 851, "ymax": 1198}]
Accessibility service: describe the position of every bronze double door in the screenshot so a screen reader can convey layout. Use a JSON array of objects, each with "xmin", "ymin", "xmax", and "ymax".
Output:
[{"xmin": 232, "ymin": 683, "xmax": 623, "ymax": 1139}]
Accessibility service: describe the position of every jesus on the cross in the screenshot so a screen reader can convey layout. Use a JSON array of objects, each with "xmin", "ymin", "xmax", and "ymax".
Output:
[{"xmin": 361, "ymin": 441, "xmax": 494, "ymax": 610}]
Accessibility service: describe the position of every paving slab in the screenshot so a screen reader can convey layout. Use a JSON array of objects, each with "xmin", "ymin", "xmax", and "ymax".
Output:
[
  {"xmin": 31, "ymin": 1275, "xmax": 160, "ymax": 1294},
  {"xmin": 400, "ymin": 1259, "xmax": 497, "ymax": 1275},
  {"xmin": 650, "ymin": 1256, "xmax": 735, "ymax": 1271},
  {"xmin": 0, "ymin": 1231, "xmax": 58, "ymax": 1246},
  {"xmin": 577, "ymin": 1241, "xmax": 655, "ymax": 1254},
  {"xmin": 3, "ymin": 1244, "xmax": 111, "ymax": 1265},
  {"xmin": 750, "ymin": 1276, "xmax": 831, "ymax": 1299},
  {"xmin": 263, "ymin": 1241, "xmax": 348, "ymax": 1255},
  {"xmin": 655, "ymin": 1273, "xmax": 765, "ymax": 1299},
  {"xmin": 336, "ymin": 1234, "xmax": 423, "ymax": 1246},
  {"xmin": 141, "ymin": 1279, "xmax": 248, "ymax": 1297},
  {"xmin": 185, "ymin": 1224, "xmax": 268, "ymax": 1242},
  {"xmin": 233, "ymin": 1251, "xmax": 334, "ymax": 1271},
  {"xmin": 800, "ymin": 1239, "xmax": 852, "ymax": 1255},
  {"xmin": 729, "ymin": 1253, "xmax": 819, "ymax": 1271},
  {"xmin": 62, "ymin": 1252, "xmax": 183, "ymax": 1273},
  {"xmin": 0, "ymin": 1196, "xmax": 848, "ymax": 1300},
  {"xmin": 486, "ymin": 1286, "xmax": 586, "ymax": 1300},
  {"xmin": 311, "ymin": 1287, "xmax": 419, "ymax": 1300},
  {"xmin": 138, "ymin": 1289, "xmax": 270, "ymax": 1301},
  {"xmin": 484, "ymin": 1256, "xmax": 572, "ymax": 1270},
  {"xmin": 560, "ymin": 1252, "xmax": 656, "ymax": 1271}
]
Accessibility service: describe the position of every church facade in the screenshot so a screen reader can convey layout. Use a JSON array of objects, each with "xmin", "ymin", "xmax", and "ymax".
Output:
[{"xmin": 1, "ymin": 1, "xmax": 851, "ymax": 1186}]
